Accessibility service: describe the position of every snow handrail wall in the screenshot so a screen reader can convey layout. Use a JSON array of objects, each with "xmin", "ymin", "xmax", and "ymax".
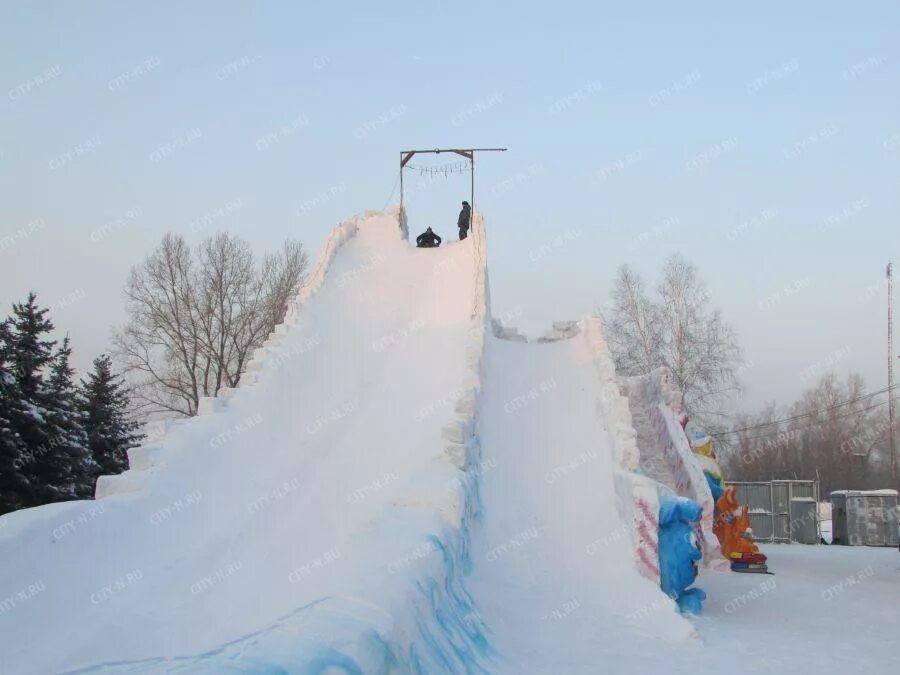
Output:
[
  {"xmin": 637, "ymin": 369, "xmax": 721, "ymax": 562},
  {"xmin": 581, "ymin": 318, "xmax": 665, "ymax": 583},
  {"xmin": 240, "ymin": 214, "xmax": 363, "ymax": 388},
  {"xmin": 441, "ymin": 211, "xmax": 489, "ymax": 473},
  {"xmin": 93, "ymin": 208, "xmax": 496, "ymax": 671},
  {"xmin": 407, "ymin": 209, "xmax": 495, "ymax": 669},
  {"xmin": 96, "ymin": 211, "xmax": 367, "ymax": 497}
]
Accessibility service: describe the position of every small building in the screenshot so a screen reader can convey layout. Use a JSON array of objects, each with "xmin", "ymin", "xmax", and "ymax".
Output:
[{"xmin": 830, "ymin": 490, "xmax": 899, "ymax": 547}]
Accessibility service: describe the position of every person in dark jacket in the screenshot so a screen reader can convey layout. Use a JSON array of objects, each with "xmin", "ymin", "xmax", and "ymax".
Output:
[
  {"xmin": 457, "ymin": 201, "xmax": 471, "ymax": 240},
  {"xmin": 416, "ymin": 226, "xmax": 442, "ymax": 248}
]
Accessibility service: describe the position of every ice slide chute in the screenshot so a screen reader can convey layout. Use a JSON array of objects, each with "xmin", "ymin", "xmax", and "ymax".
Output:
[
  {"xmin": 0, "ymin": 208, "xmax": 699, "ymax": 674},
  {"xmin": 466, "ymin": 322, "xmax": 697, "ymax": 673}
]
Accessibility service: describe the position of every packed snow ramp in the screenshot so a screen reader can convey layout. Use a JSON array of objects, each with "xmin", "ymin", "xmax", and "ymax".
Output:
[
  {"xmin": 0, "ymin": 208, "xmax": 694, "ymax": 674},
  {"xmin": 0, "ymin": 210, "xmax": 493, "ymax": 673}
]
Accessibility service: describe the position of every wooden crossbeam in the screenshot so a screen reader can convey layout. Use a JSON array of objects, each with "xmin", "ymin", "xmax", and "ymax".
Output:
[{"xmin": 399, "ymin": 147, "xmax": 507, "ymax": 229}]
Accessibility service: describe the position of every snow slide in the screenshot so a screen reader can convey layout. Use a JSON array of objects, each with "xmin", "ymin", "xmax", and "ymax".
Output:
[
  {"xmin": 466, "ymin": 327, "xmax": 696, "ymax": 674},
  {"xmin": 0, "ymin": 208, "xmax": 697, "ymax": 674},
  {"xmin": 0, "ymin": 209, "xmax": 494, "ymax": 673}
]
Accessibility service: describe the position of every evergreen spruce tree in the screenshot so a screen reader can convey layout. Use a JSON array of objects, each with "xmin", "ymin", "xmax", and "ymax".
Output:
[
  {"xmin": 6, "ymin": 294, "xmax": 62, "ymax": 507},
  {"xmin": 3, "ymin": 294, "xmax": 96, "ymax": 508},
  {"xmin": 44, "ymin": 336, "xmax": 99, "ymax": 499},
  {"xmin": 9, "ymin": 293, "xmax": 56, "ymax": 399},
  {"xmin": 80, "ymin": 354, "xmax": 143, "ymax": 479},
  {"xmin": 0, "ymin": 318, "xmax": 31, "ymax": 514}
]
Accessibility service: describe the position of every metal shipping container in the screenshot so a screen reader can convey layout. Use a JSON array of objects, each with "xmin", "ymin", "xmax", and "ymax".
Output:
[{"xmin": 830, "ymin": 490, "xmax": 899, "ymax": 547}]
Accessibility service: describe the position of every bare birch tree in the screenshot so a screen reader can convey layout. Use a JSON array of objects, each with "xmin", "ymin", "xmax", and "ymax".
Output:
[
  {"xmin": 606, "ymin": 266, "xmax": 661, "ymax": 376},
  {"xmin": 604, "ymin": 254, "xmax": 742, "ymax": 423},
  {"xmin": 115, "ymin": 232, "xmax": 308, "ymax": 417}
]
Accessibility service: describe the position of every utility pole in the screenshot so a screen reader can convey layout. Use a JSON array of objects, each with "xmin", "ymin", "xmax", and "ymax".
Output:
[{"xmin": 888, "ymin": 262, "xmax": 896, "ymax": 485}]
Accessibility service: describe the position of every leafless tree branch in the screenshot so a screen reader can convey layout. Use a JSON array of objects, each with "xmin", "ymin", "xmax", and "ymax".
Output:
[{"xmin": 115, "ymin": 232, "xmax": 308, "ymax": 418}]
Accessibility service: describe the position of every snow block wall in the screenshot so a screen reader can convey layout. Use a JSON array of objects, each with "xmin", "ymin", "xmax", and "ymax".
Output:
[
  {"xmin": 537, "ymin": 320, "xmax": 580, "ymax": 343},
  {"xmin": 241, "ymin": 215, "xmax": 363, "ymax": 386},
  {"xmin": 490, "ymin": 318, "xmax": 528, "ymax": 342},
  {"xmin": 581, "ymin": 318, "xmax": 663, "ymax": 583},
  {"xmin": 632, "ymin": 484, "xmax": 662, "ymax": 582},
  {"xmin": 441, "ymin": 212, "xmax": 489, "ymax": 474},
  {"xmin": 636, "ymin": 369, "xmax": 721, "ymax": 562},
  {"xmin": 96, "ymin": 212, "xmax": 365, "ymax": 499},
  {"xmin": 416, "ymin": 210, "xmax": 496, "ymax": 670}
]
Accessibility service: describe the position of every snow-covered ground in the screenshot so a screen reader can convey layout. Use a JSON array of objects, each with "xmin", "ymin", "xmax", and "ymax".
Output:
[
  {"xmin": 1, "ymin": 209, "xmax": 897, "ymax": 674},
  {"xmin": 689, "ymin": 544, "xmax": 898, "ymax": 673},
  {"xmin": 466, "ymin": 334, "xmax": 899, "ymax": 674},
  {"xmin": 473, "ymin": 538, "xmax": 899, "ymax": 674}
]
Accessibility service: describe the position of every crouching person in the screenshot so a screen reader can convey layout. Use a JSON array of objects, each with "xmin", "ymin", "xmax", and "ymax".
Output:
[{"xmin": 416, "ymin": 226, "xmax": 442, "ymax": 248}]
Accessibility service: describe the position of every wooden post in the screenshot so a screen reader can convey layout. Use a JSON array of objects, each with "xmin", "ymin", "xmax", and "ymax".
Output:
[
  {"xmin": 397, "ymin": 147, "xmax": 506, "ymax": 233},
  {"xmin": 470, "ymin": 154, "xmax": 475, "ymax": 229}
]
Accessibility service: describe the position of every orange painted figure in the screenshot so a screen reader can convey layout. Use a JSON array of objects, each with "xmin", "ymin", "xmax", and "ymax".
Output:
[{"xmin": 713, "ymin": 486, "xmax": 768, "ymax": 572}]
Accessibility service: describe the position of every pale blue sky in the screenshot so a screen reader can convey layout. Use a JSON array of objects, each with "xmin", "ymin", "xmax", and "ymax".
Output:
[{"xmin": 1, "ymin": 1, "xmax": 898, "ymax": 413}]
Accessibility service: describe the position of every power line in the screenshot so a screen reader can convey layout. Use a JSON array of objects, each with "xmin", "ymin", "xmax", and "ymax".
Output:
[
  {"xmin": 381, "ymin": 170, "xmax": 401, "ymax": 210},
  {"xmin": 722, "ymin": 398, "xmax": 891, "ymax": 444},
  {"xmin": 712, "ymin": 383, "xmax": 898, "ymax": 438},
  {"xmin": 715, "ymin": 388, "xmax": 892, "ymax": 438}
]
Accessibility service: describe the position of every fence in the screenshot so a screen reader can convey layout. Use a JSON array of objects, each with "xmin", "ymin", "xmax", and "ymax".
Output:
[{"xmin": 729, "ymin": 480, "xmax": 820, "ymax": 544}]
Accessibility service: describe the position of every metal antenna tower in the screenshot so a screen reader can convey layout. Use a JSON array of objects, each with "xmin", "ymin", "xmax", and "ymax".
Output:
[{"xmin": 889, "ymin": 262, "xmax": 896, "ymax": 484}]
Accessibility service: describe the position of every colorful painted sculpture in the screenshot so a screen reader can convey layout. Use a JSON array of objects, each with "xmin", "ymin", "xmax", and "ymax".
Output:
[
  {"xmin": 658, "ymin": 496, "xmax": 706, "ymax": 614},
  {"xmin": 690, "ymin": 432, "xmax": 769, "ymax": 574},
  {"xmin": 691, "ymin": 433, "xmax": 725, "ymax": 502},
  {"xmin": 713, "ymin": 486, "xmax": 769, "ymax": 573}
]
